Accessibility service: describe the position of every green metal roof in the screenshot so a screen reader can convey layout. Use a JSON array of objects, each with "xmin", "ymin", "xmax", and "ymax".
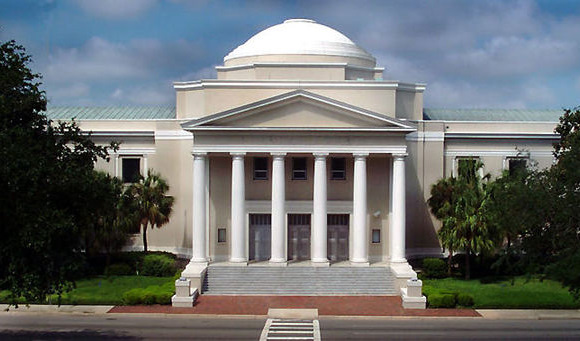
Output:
[
  {"xmin": 45, "ymin": 106, "xmax": 176, "ymax": 120},
  {"xmin": 424, "ymin": 108, "xmax": 563, "ymax": 122}
]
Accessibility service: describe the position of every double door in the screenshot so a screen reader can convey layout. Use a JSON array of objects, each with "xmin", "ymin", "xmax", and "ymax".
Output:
[
  {"xmin": 328, "ymin": 214, "xmax": 349, "ymax": 262},
  {"xmin": 288, "ymin": 214, "xmax": 311, "ymax": 261}
]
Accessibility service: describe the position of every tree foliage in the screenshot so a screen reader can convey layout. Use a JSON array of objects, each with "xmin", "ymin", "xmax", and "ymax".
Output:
[
  {"xmin": 127, "ymin": 170, "xmax": 174, "ymax": 252},
  {"xmin": 0, "ymin": 40, "xmax": 117, "ymax": 305},
  {"xmin": 428, "ymin": 159, "xmax": 496, "ymax": 279}
]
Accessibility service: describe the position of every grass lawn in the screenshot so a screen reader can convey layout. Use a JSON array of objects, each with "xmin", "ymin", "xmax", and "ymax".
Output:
[
  {"xmin": 423, "ymin": 276, "xmax": 580, "ymax": 309},
  {"xmin": 0, "ymin": 275, "xmax": 175, "ymax": 306}
]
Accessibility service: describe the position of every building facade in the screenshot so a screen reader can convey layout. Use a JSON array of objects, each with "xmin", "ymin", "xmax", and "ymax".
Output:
[{"xmin": 48, "ymin": 19, "xmax": 561, "ymax": 308}]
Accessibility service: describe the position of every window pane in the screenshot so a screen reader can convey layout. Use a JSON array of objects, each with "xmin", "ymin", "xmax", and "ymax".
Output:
[
  {"xmin": 509, "ymin": 159, "xmax": 527, "ymax": 176},
  {"xmin": 372, "ymin": 229, "xmax": 381, "ymax": 243},
  {"xmin": 331, "ymin": 157, "xmax": 346, "ymax": 180},
  {"xmin": 253, "ymin": 157, "xmax": 268, "ymax": 180},
  {"xmin": 122, "ymin": 158, "xmax": 140, "ymax": 183},
  {"xmin": 292, "ymin": 157, "xmax": 307, "ymax": 180},
  {"xmin": 218, "ymin": 228, "xmax": 226, "ymax": 243}
]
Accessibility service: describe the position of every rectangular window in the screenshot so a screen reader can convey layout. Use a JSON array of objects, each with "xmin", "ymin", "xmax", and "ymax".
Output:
[
  {"xmin": 330, "ymin": 157, "xmax": 346, "ymax": 180},
  {"xmin": 508, "ymin": 158, "xmax": 527, "ymax": 176},
  {"xmin": 253, "ymin": 157, "xmax": 268, "ymax": 180},
  {"xmin": 217, "ymin": 228, "xmax": 227, "ymax": 243},
  {"xmin": 292, "ymin": 157, "xmax": 307, "ymax": 180},
  {"xmin": 122, "ymin": 158, "xmax": 141, "ymax": 183},
  {"xmin": 372, "ymin": 229, "xmax": 381, "ymax": 243},
  {"xmin": 456, "ymin": 157, "xmax": 478, "ymax": 181}
]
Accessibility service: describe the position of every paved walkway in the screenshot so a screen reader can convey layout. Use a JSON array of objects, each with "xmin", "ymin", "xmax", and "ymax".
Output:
[{"xmin": 109, "ymin": 296, "xmax": 480, "ymax": 317}]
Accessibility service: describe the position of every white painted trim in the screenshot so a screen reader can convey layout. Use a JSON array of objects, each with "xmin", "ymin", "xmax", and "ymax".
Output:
[
  {"xmin": 246, "ymin": 200, "xmax": 353, "ymax": 214},
  {"xmin": 445, "ymin": 150, "xmax": 553, "ymax": 157},
  {"xmin": 173, "ymin": 79, "xmax": 426, "ymax": 92},
  {"xmin": 188, "ymin": 127, "xmax": 414, "ymax": 132},
  {"xmin": 445, "ymin": 132, "xmax": 559, "ymax": 140},
  {"xmin": 117, "ymin": 147, "xmax": 156, "ymax": 155},
  {"xmin": 215, "ymin": 62, "xmax": 385, "ymax": 72},
  {"xmin": 192, "ymin": 144, "xmax": 407, "ymax": 154},
  {"xmin": 155, "ymin": 130, "xmax": 192, "ymax": 140},
  {"xmin": 406, "ymin": 131, "xmax": 444, "ymax": 142},
  {"xmin": 420, "ymin": 119, "xmax": 559, "ymax": 124},
  {"xmin": 86, "ymin": 131, "xmax": 155, "ymax": 137}
]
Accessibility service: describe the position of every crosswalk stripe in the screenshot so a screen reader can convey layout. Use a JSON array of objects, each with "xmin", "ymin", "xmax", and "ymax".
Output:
[{"xmin": 260, "ymin": 318, "xmax": 321, "ymax": 341}]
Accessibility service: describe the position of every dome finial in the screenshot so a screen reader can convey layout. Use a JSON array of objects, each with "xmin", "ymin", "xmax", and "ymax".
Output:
[{"xmin": 284, "ymin": 18, "xmax": 316, "ymax": 24}]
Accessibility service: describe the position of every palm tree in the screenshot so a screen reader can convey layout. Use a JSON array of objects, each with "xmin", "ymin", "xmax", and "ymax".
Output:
[
  {"xmin": 429, "ymin": 159, "xmax": 496, "ymax": 279},
  {"xmin": 128, "ymin": 170, "xmax": 175, "ymax": 252}
]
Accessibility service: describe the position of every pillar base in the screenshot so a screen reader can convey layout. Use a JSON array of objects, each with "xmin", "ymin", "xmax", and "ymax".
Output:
[
  {"xmin": 228, "ymin": 259, "xmax": 248, "ymax": 266},
  {"xmin": 269, "ymin": 259, "xmax": 288, "ymax": 266},
  {"xmin": 311, "ymin": 259, "xmax": 330, "ymax": 267},
  {"xmin": 349, "ymin": 260, "xmax": 370, "ymax": 267}
]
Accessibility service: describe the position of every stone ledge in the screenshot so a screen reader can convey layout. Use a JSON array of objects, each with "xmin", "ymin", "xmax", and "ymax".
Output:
[
  {"xmin": 171, "ymin": 288, "xmax": 199, "ymax": 308},
  {"xmin": 400, "ymin": 288, "xmax": 427, "ymax": 309}
]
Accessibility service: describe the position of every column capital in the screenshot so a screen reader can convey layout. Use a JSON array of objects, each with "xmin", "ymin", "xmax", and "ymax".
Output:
[
  {"xmin": 353, "ymin": 152, "xmax": 369, "ymax": 160},
  {"xmin": 192, "ymin": 152, "xmax": 207, "ymax": 160},
  {"xmin": 230, "ymin": 152, "xmax": 246, "ymax": 159},
  {"xmin": 392, "ymin": 153, "xmax": 408, "ymax": 161},
  {"xmin": 271, "ymin": 152, "xmax": 287, "ymax": 159},
  {"xmin": 313, "ymin": 152, "xmax": 329, "ymax": 160}
]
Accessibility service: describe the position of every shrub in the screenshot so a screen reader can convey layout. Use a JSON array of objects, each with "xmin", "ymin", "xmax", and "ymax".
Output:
[
  {"xmin": 141, "ymin": 254, "xmax": 176, "ymax": 277},
  {"xmin": 457, "ymin": 293, "xmax": 474, "ymax": 307},
  {"xmin": 422, "ymin": 258, "xmax": 447, "ymax": 278},
  {"xmin": 428, "ymin": 294, "xmax": 456, "ymax": 308},
  {"xmin": 121, "ymin": 285, "xmax": 174, "ymax": 305},
  {"xmin": 104, "ymin": 263, "xmax": 133, "ymax": 276}
]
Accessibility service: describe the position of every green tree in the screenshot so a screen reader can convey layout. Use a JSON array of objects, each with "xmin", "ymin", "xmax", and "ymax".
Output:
[
  {"xmin": 428, "ymin": 159, "xmax": 496, "ymax": 279},
  {"xmin": 0, "ymin": 40, "xmax": 116, "ymax": 305},
  {"xmin": 127, "ymin": 170, "xmax": 175, "ymax": 252}
]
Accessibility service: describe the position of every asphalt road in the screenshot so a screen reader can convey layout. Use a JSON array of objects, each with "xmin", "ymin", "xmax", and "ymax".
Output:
[{"xmin": 1, "ymin": 314, "xmax": 580, "ymax": 340}]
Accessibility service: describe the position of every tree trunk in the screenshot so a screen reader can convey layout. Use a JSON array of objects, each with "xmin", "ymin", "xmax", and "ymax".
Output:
[
  {"xmin": 465, "ymin": 248, "xmax": 471, "ymax": 280},
  {"xmin": 447, "ymin": 248, "xmax": 453, "ymax": 276},
  {"xmin": 142, "ymin": 223, "xmax": 148, "ymax": 252}
]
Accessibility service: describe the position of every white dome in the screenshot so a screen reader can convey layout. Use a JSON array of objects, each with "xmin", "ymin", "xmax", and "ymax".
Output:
[{"xmin": 224, "ymin": 19, "xmax": 376, "ymax": 66}]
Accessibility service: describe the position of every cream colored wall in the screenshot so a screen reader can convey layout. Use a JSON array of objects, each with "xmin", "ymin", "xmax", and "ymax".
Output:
[
  {"xmin": 254, "ymin": 66, "xmax": 345, "ymax": 80},
  {"xmin": 218, "ymin": 101, "xmax": 382, "ymax": 128},
  {"xmin": 367, "ymin": 156, "xmax": 390, "ymax": 261},
  {"xmin": 344, "ymin": 68, "xmax": 376, "ymax": 80},
  {"xmin": 209, "ymin": 156, "xmax": 231, "ymax": 261},
  {"xmin": 176, "ymin": 85, "xmax": 398, "ymax": 120},
  {"xmin": 224, "ymin": 54, "xmax": 376, "ymax": 68}
]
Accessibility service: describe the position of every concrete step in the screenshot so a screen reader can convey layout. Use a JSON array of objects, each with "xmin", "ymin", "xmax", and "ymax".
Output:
[{"xmin": 203, "ymin": 266, "xmax": 397, "ymax": 295}]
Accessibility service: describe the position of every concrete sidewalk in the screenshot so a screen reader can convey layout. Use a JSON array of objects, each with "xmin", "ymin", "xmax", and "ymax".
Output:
[
  {"xmin": 2, "ymin": 304, "xmax": 580, "ymax": 320},
  {"xmin": 477, "ymin": 309, "xmax": 580, "ymax": 320}
]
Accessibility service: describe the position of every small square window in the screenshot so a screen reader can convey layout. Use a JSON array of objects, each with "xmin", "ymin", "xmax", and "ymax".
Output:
[
  {"xmin": 508, "ymin": 158, "xmax": 527, "ymax": 176},
  {"xmin": 122, "ymin": 158, "xmax": 141, "ymax": 183},
  {"xmin": 372, "ymin": 229, "xmax": 381, "ymax": 243},
  {"xmin": 331, "ymin": 157, "xmax": 346, "ymax": 180},
  {"xmin": 217, "ymin": 228, "xmax": 226, "ymax": 243},
  {"xmin": 292, "ymin": 157, "xmax": 307, "ymax": 180},
  {"xmin": 253, "ymin": 157, "xmax": 268, "ymax": 180}
]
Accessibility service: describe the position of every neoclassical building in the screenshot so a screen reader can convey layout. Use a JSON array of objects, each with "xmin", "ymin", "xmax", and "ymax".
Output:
[{"xmin": 48, "ymin": 19, "xmax": 560, "ymax": 308}]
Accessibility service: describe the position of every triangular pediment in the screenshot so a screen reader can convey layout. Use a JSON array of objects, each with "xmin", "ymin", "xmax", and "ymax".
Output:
[{"xmin": 181, "ymin": 90, "xmax": 415, "ymax": 131}]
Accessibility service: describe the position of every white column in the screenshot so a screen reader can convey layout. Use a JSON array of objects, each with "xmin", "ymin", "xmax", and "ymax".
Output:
[
  {"xmin": 390, "ymin": 154, "xmax": 407, "ymax": 263},
  {"xmin": 351, "ymin": 153, "xmax": 369, "ymax": 265},
  {"xmin": 312, "ymin": 152, "xmax": 329, "ymax": 265},
  {"xmin": 230, "ymin": 152, "xmax": 247, "ymax": 263},
  {"xmin": 191, "ymin": 152, "xmax": 207, "ymax": 263},
  {"xmin": 270, "ymin": 153, "xmax": 287, "ymax": 264},
  {"xmin": 143, "ymin": 154, "xmax": 148, "ymax": 177}
]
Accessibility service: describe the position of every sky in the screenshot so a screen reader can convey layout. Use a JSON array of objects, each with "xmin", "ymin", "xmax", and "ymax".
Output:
[{"xmin": 1, "ymin": 0, "xmax": 579, "ymax": 109}]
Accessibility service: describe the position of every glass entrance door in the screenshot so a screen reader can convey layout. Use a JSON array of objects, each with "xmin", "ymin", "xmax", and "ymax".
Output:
[
  {"xmin": 287, "ymin": 214, "xmax": 311, "ymax": 261},
  {"xmin": 327, "ymin": 214, "xmax": 349, "ymax": 262},
  {"xmin": 249, "ymin": 214, "xmax": 271, "ymax": 261}
]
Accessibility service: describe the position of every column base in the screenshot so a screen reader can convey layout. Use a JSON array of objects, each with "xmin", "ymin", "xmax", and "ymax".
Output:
[
  {"xmin": 311, "ymin": 259, "xmax": 330, "ymax": 267},
  {"xmin": 228, "ymin": 258, "xmax": 248, "ymax": 266},
  {"xmin": 188, "ymin": 258, "xmax": 208, "ymax": 266},
  {"xmin": 269, "ymin": 259, "xmax": 288, "ymax": 266},
  {"xmin": 349, "ymin": 260, "xmax": 370, "ymax": 267}
]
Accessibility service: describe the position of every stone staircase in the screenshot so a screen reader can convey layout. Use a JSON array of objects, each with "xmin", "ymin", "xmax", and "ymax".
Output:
[{"xmin": 202, "ymin": 265, "xmax": 398, "ymax": 295}]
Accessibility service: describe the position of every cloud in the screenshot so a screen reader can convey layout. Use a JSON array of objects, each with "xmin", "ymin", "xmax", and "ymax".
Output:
[{"xmin": 73, "ymin": 0, "xmax": 158, "ymax": 19}]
